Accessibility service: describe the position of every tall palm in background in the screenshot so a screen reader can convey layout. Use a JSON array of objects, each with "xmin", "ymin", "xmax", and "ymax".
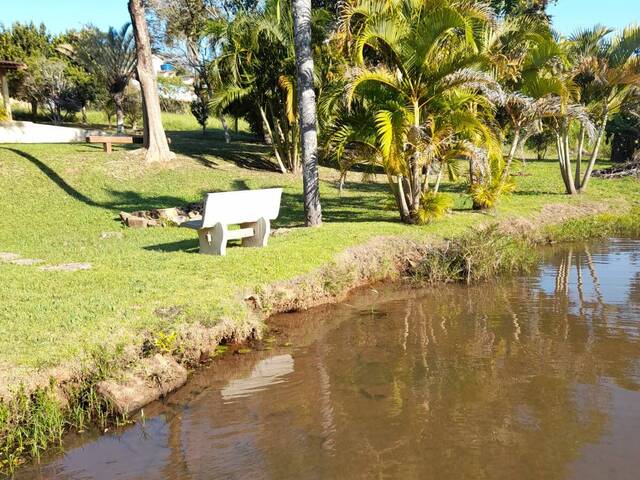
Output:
[{"xmin": 61, "ymin": 24, "xmax": 137, "ymax": 134}]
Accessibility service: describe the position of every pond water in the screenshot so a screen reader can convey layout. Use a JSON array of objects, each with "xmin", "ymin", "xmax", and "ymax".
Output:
[{"xmin": 17, "ymin": 239, "xmax": 640, "ymax": 480}]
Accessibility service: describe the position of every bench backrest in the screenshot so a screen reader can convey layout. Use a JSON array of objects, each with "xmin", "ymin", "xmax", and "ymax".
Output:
[{"xmin": 202, "ymin": 188, "xmax": 282, "ymax": 227}]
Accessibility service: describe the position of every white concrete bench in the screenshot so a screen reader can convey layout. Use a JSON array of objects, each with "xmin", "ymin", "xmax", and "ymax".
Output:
[{"xmin": 181, "ymin": 188, "xmax": 282, "ymax": 255}]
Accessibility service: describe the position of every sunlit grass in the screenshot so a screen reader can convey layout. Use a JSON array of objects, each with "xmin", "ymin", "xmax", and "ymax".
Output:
[{"xmin": 0, "ymin": 115, "xmax": 638, "ymax": 384}]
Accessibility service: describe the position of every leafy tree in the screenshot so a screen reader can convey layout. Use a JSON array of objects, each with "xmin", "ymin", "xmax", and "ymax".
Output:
[
  {"xmin": 0, "ymin": 22, "xmax": 52, "ymax": 119},
  {"xmin": 20, "ymin": 56, "xmax": 77, "ymax": 124},
  {"xmin": 490, "ymin": 0, "xmax": 556, "ymax": 18},
  {"xmin": 148, "ymin": 0, "xmax": 232, "ymax": 141}
]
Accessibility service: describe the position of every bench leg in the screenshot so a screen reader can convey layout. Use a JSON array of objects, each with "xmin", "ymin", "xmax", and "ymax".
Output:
[
  {"xmin": 198, "ymin": 223, "xmax": 228, "ymax": 255},
  {"xmin": 241, "ymin": 217, "xmax": 270, "ymax": 248},
  {"xmin": 104, "ymin": 142, "xmax": 112, "ymax": 153}
]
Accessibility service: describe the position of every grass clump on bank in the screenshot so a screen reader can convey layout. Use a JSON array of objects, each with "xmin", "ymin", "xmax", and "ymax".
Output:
[
  {"xmin": 0, "ymin": 357, "xmax": 125, "ymax": 474},
  {"xmin": 415, "ymin": 226, "xmax": 539, "ymax": 283}
]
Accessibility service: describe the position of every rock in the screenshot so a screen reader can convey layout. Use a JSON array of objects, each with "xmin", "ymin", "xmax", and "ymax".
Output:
[
  {"xmin": 97, "ymin": 354, "xmax": 188, "ymax": 415},
  {"xmin": 0, "ymin": 252, "xmax": 20, "ymax": 262},
  {"xmin": 126, "ymin": 215, "xmax": 148, "ymax": 229},
  {"xmin": 39, "ymin": 262, "xmax": 92, "ymax": 272}
]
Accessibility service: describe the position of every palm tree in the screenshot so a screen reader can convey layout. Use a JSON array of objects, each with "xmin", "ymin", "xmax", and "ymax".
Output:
[
  {"xmin": 327, "ymin": 0, "xmax": 503, "ymax": 222},
  {"xmin": 61, "ymin": 24, "xmax": 137, "ymax": 134},
  {"xmin": 292, "ymin": 0, "xmax": 323, "ymax": 226},
  {"xmin": 211, "ymin": 4, "xmax": 300, "ymax": 173},
  {"xmin": 568, "ymin": 25, "xmax": 640, "ymax": 192}
]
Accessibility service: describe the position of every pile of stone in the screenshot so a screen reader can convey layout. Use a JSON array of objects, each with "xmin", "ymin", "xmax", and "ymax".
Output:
[
  {"xmin": 593, "ymin": 159, "xmax": 640, "ymax": 179},
  {"xmin": 120, "ymin": 203, "xmax": 203, "ymax": 229}
]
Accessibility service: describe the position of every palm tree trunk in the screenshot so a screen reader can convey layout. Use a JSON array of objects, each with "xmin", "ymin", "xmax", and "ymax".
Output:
[
  {"xmin": 501, "ymin": 129, "xmax": 520, "ymax": 183},
  {"xmin": 259, "ymin": 105, "xmax": 286, "ymax": 173},
  {"xmin": 579, "ymin": 114, "xmax": 608, "ymax": 192},
  {"xmin": 389, "ymin": 173, "xmax": 410, "ymax": 222},
  {"xmin": 563, "ymin": 131, "xmax": 577, "ymax": 194},
  {"xmin": 220, "ymin": 116, "xmax": 231, "ymax": 143},
  {"xmin": 113, "ymin": 91, "xmax": 125, "ymax": 134},
  {"xmin": 292, "ymin": 0, "xmax": 322, "ymax": 226},
  {"xmin": 128, "ymin": 0, "xmax": 174, "ymax": 163},
  {"xmin": 575, "ymin": 125, "xmax": 585, "ymax": 187},
  {"xmin": 433, "ymin": 168, "xmax": 443, "ymax": 193}
]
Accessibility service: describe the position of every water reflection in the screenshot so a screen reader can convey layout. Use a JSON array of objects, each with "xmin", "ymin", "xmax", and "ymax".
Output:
[{"xmin": 17, "ymin": 240, "xmax": 640, "ymax": 480}]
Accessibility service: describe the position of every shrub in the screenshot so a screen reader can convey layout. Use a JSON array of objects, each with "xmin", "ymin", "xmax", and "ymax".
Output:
[{"xmin": 417, "ymin": 192, "xmax": 454, "ymax": 224}]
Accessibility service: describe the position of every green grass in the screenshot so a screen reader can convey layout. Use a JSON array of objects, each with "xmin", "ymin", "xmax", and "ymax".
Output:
[{"xmin": 0, "ymin": 116, "xmax": 639, "ymax": 389}]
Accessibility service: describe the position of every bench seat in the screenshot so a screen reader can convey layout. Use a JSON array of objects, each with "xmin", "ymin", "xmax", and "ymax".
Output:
[
  {"xmin": 180, "ymin": 188, "xmax": 282, "ymax": 255},
  {"xmin": 87, "ymin": 135, "xmax": 133, "ymax": 153}
]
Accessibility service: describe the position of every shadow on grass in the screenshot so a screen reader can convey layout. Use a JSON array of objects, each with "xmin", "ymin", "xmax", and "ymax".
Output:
[
  {"xmin": 168, "ymin": 130, "xmax": 282, "ymax": 172},
  {"xmin": 4, "ymin": 147, "xmax": 103, "ymax": 207}
]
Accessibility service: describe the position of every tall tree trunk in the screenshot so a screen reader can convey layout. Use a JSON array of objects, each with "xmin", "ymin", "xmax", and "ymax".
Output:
[
  {"xmin": 128, "ymin": 0, "xmax": 174, "ymax": 163},
  {"xmin": 292, "ymin": 0, "xmax": 322, "ymax": 227}
]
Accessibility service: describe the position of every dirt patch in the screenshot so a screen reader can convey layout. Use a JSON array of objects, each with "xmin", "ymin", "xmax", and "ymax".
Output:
[
  {"xmin": 39, "ymin": 262, "xmax": 92, "ymax": 272},
  {"xmin": 498, "ymin": 202, "xmax": 611, "ymax": 237},
  {"xmin": 0, "ymin": 252, "xmax": 20, "ymax": 262},
  {"xmin": 97, "ymin": 354, "xmax": 188, "ymax": 415},
  {"xmin": 10, "ymin": 258, "xmax": 43, "ymax": 266}
]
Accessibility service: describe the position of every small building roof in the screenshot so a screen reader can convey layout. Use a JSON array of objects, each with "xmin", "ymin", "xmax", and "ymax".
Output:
[{"xmin": 0, "ymin": 61, "xmax": 26, "ymax": 73}]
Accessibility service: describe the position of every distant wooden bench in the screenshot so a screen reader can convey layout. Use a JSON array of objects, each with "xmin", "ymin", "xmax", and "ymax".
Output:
[
  {"xmin": 132, "ymin": 135, "xmax": 171, "ymax": 145},
  {"xmin": 181, "ymin": 188, "xmax": 282, "ymax": 255},
  {"xmin": 86, "ymin": 135, "xmax": 133, "ymax": 153}
]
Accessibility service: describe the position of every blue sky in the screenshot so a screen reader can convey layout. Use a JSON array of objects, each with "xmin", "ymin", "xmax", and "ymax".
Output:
[
  {"xmin": 547, "ymin": 0, "xmax": 639, "ymax": 35},
  {"xmin": 1, "ymin": 0, "xmax": 638, "ymax": 35}
]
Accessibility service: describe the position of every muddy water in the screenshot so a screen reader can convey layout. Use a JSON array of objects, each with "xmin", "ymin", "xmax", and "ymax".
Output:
[{"xmin": 17, "ymin": 239, "xmax": 640, "ymax": 480}]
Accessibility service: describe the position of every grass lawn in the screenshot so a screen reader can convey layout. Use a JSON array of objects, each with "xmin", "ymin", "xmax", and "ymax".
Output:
[{"xmin": 1, "ymin": 113, "xmax": 638, "ymax": 390}]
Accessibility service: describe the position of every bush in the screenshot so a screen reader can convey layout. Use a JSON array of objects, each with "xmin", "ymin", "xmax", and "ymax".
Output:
[{"xmin": 417, "ymin": 192, "xmax": 454, "ymax": 224}]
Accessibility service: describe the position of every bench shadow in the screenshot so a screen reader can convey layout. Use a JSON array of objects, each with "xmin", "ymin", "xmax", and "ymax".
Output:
[{"xmin": 144, "ymin": 239, "xmax": 200, "ymax": 253}]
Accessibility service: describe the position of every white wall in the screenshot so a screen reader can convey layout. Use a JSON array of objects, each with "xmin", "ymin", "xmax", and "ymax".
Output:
[{"xmin": 0, "ymin": 121, "xmax": 106, "ymax": 143}]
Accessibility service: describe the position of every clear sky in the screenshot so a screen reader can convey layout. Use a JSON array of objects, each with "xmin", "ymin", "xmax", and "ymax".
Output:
[
  {"xmin": 548, "ymin": 0, "xmax": 638, "ymax": 35},
  {"xmin": 0, "ymin": 0, "xmax": 638, "ymax": 35},
  {"xmin": 1, "ymin": 0, "xmax": 131, "ymax": 34}
]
